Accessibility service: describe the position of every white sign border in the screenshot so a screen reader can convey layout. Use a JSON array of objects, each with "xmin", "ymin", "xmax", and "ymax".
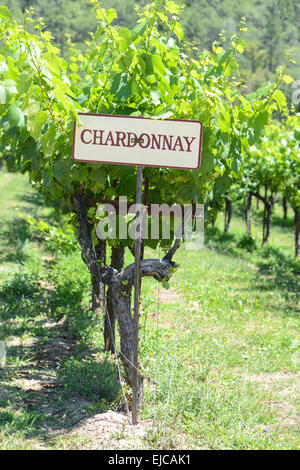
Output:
[{"xmin": 72, "ymin": 113, "xmax": 203, "ymax": 170}]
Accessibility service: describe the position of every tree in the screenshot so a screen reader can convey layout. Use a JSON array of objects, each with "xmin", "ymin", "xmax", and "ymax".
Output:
[
  {"xmin": 1, "ymin": 0, "xmax": 99, "ymax": 55},
  {"xmin": 241, "ymin": 124, "xmax": 285, "ymax": 245},
  {"xmin": 280, "ymin": 115, "xmax": 300, "ymax": 257},
  {"xmin": 237, "ymin": 113, "xmax": 300, "ymax": 249},
  {"xmin": 0, "ymin": 0, "xmax": 286, "ymax": 405},
  {"xmin": 262, "ymin": 2, "xmax": 283, "ymax": 73}
]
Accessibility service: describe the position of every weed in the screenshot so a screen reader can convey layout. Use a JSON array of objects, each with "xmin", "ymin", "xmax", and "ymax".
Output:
[{"xmin": 57, "ymin": 357, "xmax": 120, "ymax": 403}]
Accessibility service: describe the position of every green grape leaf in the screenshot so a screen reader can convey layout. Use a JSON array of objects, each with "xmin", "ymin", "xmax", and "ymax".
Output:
[
  {"xmin": 53, "ymin": 158, "xmax": 72, "ymax": 184},
  {"xmin": 151, "ymin": 55, "xmax": 166, "ymax": 77},
  {"xmin": 7, "ymin": 103, "xmax": 25, "ymax": 127},
  {"xmin": 166, "ymin": 0, "xmax": 182, "ymax": 14},
  {"xmin": 0, "ymin": 61, "xmax": 8, "ymax": 74},
  {"xmin": 132, "ymin": 22, "xmax": 148, "ymax": 41},
  {"xmin": 0, "ymin": 5, "xmax": 12, "ymax": 24},
  {"xmin": 0, "ymin": 83, "xmax": 6, "ymax": 104},
  {"xmin": 110, "ymin": 73, "xmax": 132, "ymax": 102},
  {"xmin": 41, "ymin": 125, "xmax": 57, "ymax": 158},
  {"xmin": 19, "ymin": 71, "xmax": 33, "ymax": 94}
]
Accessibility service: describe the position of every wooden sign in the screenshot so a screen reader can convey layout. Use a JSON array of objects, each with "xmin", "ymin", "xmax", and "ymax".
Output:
[
  {"xmin": 72, "ymin": 111, "xmax": 204, "ymax": 425},
  {"xmin": 72, "ymin": 113, "xmax": 203, "ymax": 170}
]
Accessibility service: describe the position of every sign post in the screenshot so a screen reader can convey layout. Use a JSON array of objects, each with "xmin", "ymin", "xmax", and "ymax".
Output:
[
  {"xmin": 73, "ymin": 113, "xmax": 203, "ymax": 424},
  {"xmin": 132, "ymin": 165, "xmax": 143, "ymax": 425}
]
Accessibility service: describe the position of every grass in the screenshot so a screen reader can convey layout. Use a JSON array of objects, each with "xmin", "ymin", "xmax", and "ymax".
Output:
[{"xmin": 0, "ymin": 170, "xmax": 299, "ymax": 449}]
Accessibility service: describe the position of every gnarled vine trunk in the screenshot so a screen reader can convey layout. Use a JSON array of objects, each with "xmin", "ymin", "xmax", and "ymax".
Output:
[
  {"xmin": 72, "ymin": 190, "xmax": 105, "ymax": 295},
  {"xmin": 294, "ymin": 208, "xmax": 300, "ymax": 258},
  {"xmin": 104, "ymin": 244, "xmax": 125, "ymax": 353},
  {"xmin": 246, "ymin": 192, "xmax": 252, "ymax": 236},
  {"xmin": 224, "ymin": 195, "xmax": 232, "ymax": 233},
  {"xmin": 254, "ymin": 187, "xmax": 277, "ymax": 245},
  {"xmin": 283, "ymin": 196, "xmax": 288, "ymax": 221},
  {"xmin": 72, "ymin": 190, "xmax": 180, "ymax": 411},
  {"xmin": 91, "ymin": 240, "xmax": 106, "ymax": 313},
  {"xmin": 263, "ymin": 199, "xmax": 273, "ymax": 245},
  {"xmin": 73, "ymin": 192, "xmax": 106, "ymax": 314},
  {"xmin": 101, "ymin": 254, "xmax": 178, "ymax": 410}
]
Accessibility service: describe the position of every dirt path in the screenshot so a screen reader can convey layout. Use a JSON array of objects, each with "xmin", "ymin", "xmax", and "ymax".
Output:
[
  {"xmin": 0, "ymin": 172, "xmax": 14, "ymax": 191},
  {"xmin": 1, "ymin": 312, "xmax": 153, "ymax": 449},
  {"xmin": 244, "ymin": 372, "xmax": 300, "ymax": 434}
]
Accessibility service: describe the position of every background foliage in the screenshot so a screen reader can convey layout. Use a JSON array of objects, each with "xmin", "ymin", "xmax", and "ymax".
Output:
[
  {"xmin": 0, "ymin": 0, "xmax": 299, "ymax": 451},
  {"xmin": 4, "ymin": 0, "xmax": 300, "ymax": 100}
]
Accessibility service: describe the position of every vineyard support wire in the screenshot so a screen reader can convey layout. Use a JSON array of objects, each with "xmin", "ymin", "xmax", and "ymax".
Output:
[
  {"xmin": 91, "ymin": 244, "xmax": 131, "ymax": 422},
  {"xmin": 89, "ymin": 193, "xmax": 194, "ymax": 425}
]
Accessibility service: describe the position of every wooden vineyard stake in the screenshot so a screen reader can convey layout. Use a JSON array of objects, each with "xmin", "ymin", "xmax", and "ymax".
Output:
[{"xmin": 132, "ymin": 165, "xmax": 144, "ymax": 425}]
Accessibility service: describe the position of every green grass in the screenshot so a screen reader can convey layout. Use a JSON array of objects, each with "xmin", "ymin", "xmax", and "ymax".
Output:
[
  {"xmin": 139, "ymin": 200, "xmax": 299, "ymax": 449},
  {"xmin": 0, "ymin": 170, "xmax": 299, "ymax": 449}
]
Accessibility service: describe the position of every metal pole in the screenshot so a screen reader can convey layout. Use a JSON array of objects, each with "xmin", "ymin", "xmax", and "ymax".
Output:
[{"xmin": 132, "ymin": 165, "xmax": 143, "ymax": 425}]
